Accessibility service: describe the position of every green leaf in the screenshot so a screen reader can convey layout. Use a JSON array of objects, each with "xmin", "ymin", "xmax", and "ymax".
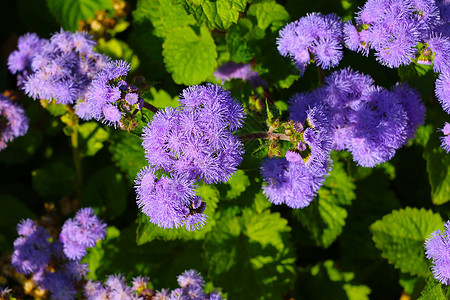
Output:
[
  {"xmin": 133, "ymin": 0, "xmax": 195, "ymax": 38},
  {"xmin": 32, "ymin": 161, "xmax": 76, "ymax": 198},
  {"xmin": 109, "ymin": 131, "xmax": 147, "ymax": 183},
  {"xmin": 145, "ymin": 87, "xmax": 179, "ymax": 108},
  {"xmin": 78, "ymin": 122, "xmax": 109, "ymax": 157},
  {"xmin": 220, "ymin": 170, "xmax": 250, "ymax": 200},
  {"xmin": 225, "ymin": 18, "xmax": 258, "ymax": 63},
  {"xmin": 83, "ymin": 166, "xmax": 127, "ymax": 218},
  {"xmin": 83, "ymin": 226, "xmax": 121, "ymax": 280},
  {"xmin": 423, "ymin": 129, "xmax": 450, "ymax": 205},
  {"xmin": 46, "ymin": 0, "xmax": 113, "ymax": 31},
  {"xmin": 204, "ymin": 207, "xmax": 295, "ymax": 299},
  {"xmin": 295, "ymin": 159, "xmax": 356, "ymax": 248},
  {"xmin": 136, "ymin": 184, "xmax": 220, "ymax": 244},
  {"xmin": 96, "ymin": 38, "xmax": 140, "ymax": 70},
  {"xmin": 248, "ymin": 0, "xmax": 290, "ymax": 31},
  {"xmin": 370, "ymin": 207, "xmax": 444, "ymax": 276},
  {"xmin": 162, "ymin": 26, "xmax": 217, "ymax": 85},
  {"xmin": 176, "ymin": 0, "xmax": 248, "ymax": 31},
  {"xmin": 418, "ymin": 275, "xmax": 450, "ymax": 300}
]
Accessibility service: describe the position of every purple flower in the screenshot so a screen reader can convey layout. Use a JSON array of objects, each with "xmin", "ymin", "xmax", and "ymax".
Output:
[
  {"xmin": 177, "ymin": 269, "xmax": 205, "ymax": 289},
  {"xmin": 0, "ymin": 95, "xmax": 29, "ymax": 151},
  {"xmin": 214, "ymin": 62, "xmax": 267, "ymax": 88},
  {"xmin": 18, "ymin": 30, "xmax": 109, "ymax": 105},
  {"xmin": 277, "ymin": 12, "xmax": 344, "ymax": 74},
  {"xmin": 85, "ymin": 60, "xmax": 144, "ymax": 128},
  {"xmin": 59, "ymin": 207, "xmax": 106, "ymax": 260},
  {"xmin": 289, "ymin": 68, "xmax": 423, "ymax": 167},
  {"xmin": 135, "ymin": 166, "xmax": 206, "ymax": 230},
  {"xmin": 440, "ymin": 122, "xmax": 450, "ymax": 153},
  {"xmin": 436, "ymin": 71, "xmax": 450, "ymax": 113},
  {"xmin": 426, "ymin": 34, "xmax": 450, "ymax": 74},
  {"xmin": 11, "ymin": 219, "xmax": 51, "ymax": 275},
  {"xmin": 425, "ymin": 221, "xmax": 450, "ymax": 284}
]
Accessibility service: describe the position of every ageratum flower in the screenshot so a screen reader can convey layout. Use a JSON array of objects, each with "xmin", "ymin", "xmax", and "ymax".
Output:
[
  {"xmin": 59, "ymin": 207, "xmax": 107, "ymax": 260},
  {"xmin": 0, "ymin": 95, "xmax": 29, "ymax": 151},
  {"xmin": 289, "ymin": 68, "xmax": 424, "ymax": 167},
  {"xmin": 21, "ymin": 30, "xmax": 108, "ymax": 106},
  {"xmin": 440, "ymin": 122, "xmax": 450, "ymax": 153},
  {"xmin": 7, "ymin": 33, "xmax": 47, "ymax": 86},
  {"xmin": 425, "ymin": 221, "xmax": 450, "ymax": 284},
  {"xmin": 260, "ymin": 106, "xmax": 333, "ymax": 208},
  {"xmin": 277, "ymin": 12, "xmax": 344, "ymax": 74},
  {"xmin": 436, "ymin": 71, "xmax": 450, "ymax": 113},
  {"xmin": 86, "ymin": 60, "xmax": 145, "ymax": 127}
]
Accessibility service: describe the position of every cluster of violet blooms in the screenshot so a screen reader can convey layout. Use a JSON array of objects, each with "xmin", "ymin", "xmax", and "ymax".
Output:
[
  {"xmin": 425, "ymin": 221, "xmax": 450, "ymax": 285},
  {"xmin": 277, "ymin": 1, "xmax": 450, "ymax": 151},
  {"xmin": 135, "ymin": 84, "xmax": 245, "ymax": 231},
  {"xmin": 0, "ymin": 94, "xmax": 29, "ymax": 151},
  {"xmin": 85, "ymin": 270, "xmax": 224, "ymax": 300},
  {"xmin": 11, "ymin": 208, "xmax": 106, "ymax": 299},
  {"xmin": 10, "ymin": 208, "xmax": 224, "ymax": 299},
  {"xmin": 7, "ymin": 30, "xmax": 109, "ymax": 119}
]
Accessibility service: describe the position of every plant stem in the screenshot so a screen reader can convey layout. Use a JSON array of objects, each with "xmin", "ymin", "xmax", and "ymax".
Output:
[
  {"xmin": 142, "ymin": 102, "xmax": 159, "ymax": 113},
  {"xmin": 71, "ymin": 121, "xmax": 83, "ymax": 204},
  {"xmin": 317, "ymin": 66, "xmax": 325, "ymax": 85},
  {"xmin": 238, "ymin": 132, "xmax": 291, "ymax": 141}
]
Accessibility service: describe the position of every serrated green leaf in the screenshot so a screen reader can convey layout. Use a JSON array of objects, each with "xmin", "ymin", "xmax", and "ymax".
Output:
[
  {"xmin": 162, "ymin": 26, "xmax": 217, "ymax": 85},
  {"xmin": 146, "ymin": 87, "xmax": 179, "ymax": 108},
  {"xmin": 109, "ymin": 131, "xmax": 147, "ymax": 182},
  {"xmin": 136, "ymin": 184, "xmax": 220, "ymax": 244},
  {"xmin": 78, "ymin": 122, "xmax": 109, "ymax": 156},
  {"xmin": 248, "ymin": 0, "xmax": 290, "ymax": 31},
  {"xmin": 96, "ymin": 38, "xmax": 140, "ymax": 70},
  {"xmin": 226, "ymin": 18, "xmax": 256, "ymax": 63},
  {"xmin": 177, "ymin": 0, "xmax": 248, "ymax": 31},
  {"xmin": 296, "ymin": 159, "xmax": 356, "ymax": 248},
  {"xmin": 204, "ymin": 207, "xmax": 295, "ymax": 299},
  {"xmin": 46, "ymin": 0, "xmax": 113, "ymax": 31},
  {"xmin": 222, "ymin": 170, "xmax": 250, "ymax": 200},
  {"xmin": 83, "ymin": 166, "xmax": 127, "ymax": 218},
  {"xmin": 133, "ymin": 0, "xmax": 195, "ymax": 38},
  {"xmin": 370, "ymin": 207, "xmax": 443, "ymax": 276},
  {"xmin": 418, "ymin": 275, "xmax": 450, "ymax": 300}
]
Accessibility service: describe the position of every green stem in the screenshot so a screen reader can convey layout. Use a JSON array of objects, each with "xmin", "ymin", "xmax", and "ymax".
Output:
[
  {"xmin": 238, "ymin": 132, "xmax": 291, "ymax": 141},
  {"xmin": 142, "ymin": 101, "xmax": 159, "ymax": 113},
  {"xmin": 71, "ymin": 121, "xmax": 83, "ymax": 204},
  {"xmin": 317, "ymin": 66, "xmax": 324, "ymax": 85}
]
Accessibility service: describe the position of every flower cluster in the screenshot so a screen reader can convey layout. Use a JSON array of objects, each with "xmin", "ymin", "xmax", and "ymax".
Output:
[
  {"xmin": 260, "ymin": 106, "xmax": 333, "ymax": 208},
  {"xmin": 8, "ymin": 30, "xmax": 109, "ymax": 115},
  {"xmin": 214, "ymin": 62, "xmax": 267, "ymax": 88},
  {"xmin": 11, "ymin": 208, "xmax": 106, "ymax": 299},
  {"xmin": 85, "ymin": 269, "xmax": 224, "ymax": 300},
  {"xmin": 277, "ymin": 12, "xmax": 344, "ymax": 74},
  {"xmin": 289, "ymin": 68, "xmax": 425, "ymax": 167},
  {"xmin": 85, "ymin": 60, "xmax": 144, "ymax": 128},
  {"xmin": 425, "ymin": 221, "xmax": 450, "ymax": 285},
  {"xmin": 135, "ymin": 84, "xmax": 245, "ymax": 230},
  {"xmin": 0, "ymin": 95, "xmax": 29, "ymax": 151},
  {"xmin": 344, "ymin": 0, "xmax": 441, "ymax": 67},
  {"xmin": 441, "ymin": 122, "xmax": 450, "ymax": 152},
  {"xmin": 59, "ymin": 207, "xmax": 107, "ymax": 260}
]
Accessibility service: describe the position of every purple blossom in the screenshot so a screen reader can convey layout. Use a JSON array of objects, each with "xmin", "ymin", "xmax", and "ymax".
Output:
[
  {"xmin": 135, "ymin": 167, "xmax": 205, "ymax": 230},
  {"xmin": 277, "ymin": 12, "xmax": 344, "ymax": 74},
  {"xmin": 85, "ymin": 60, "xmax": 143, "ymax": 128},
  {"xmin": 177, "ymin": 269, "xmax": 205, "ymax": 289},
  {"xmin": 289, "ymin": 68, "xmax": 423, "ymax": 167},
  {"xmin": 440, "ymin": 122, "xmax": 450, "ymax": 152},
  {"xmin": 59, "ymin": 207, "xmax": 107, "ymax": 260},
  {"xmin": 11, "ymin": 219, "xmax": 51, "ymax": 275},
  {"xmin": 214, "ymin": 62, "xmax": 267, "ymax": 88},
  {"xmin": 426, "ymin": 34, "xmax": 450, "ymax": 74},
  {"xmin": 0, "ymin": 95, "xmax": 29, "ymax": 151},
  {"xmin": 425, "ymin": 221, "xmax": 450, "ymax": 284},
  {"xmin": 436, "ymin": 71, "xmax": 450, "ymax": 113},
  {"xmin": 17, "ymin": 30, "xmax": 109, "ymax": 106}
]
